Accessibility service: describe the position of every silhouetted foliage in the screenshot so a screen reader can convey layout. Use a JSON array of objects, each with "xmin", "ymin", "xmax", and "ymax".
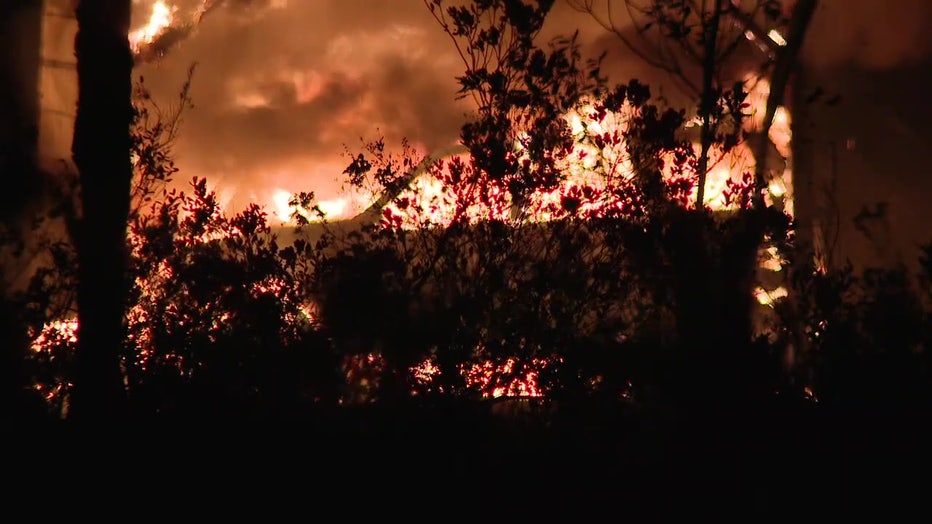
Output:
[
  {"xmin": 778, "ymin": 257, "xmax": 932, "ymax": 408},
  {"xmin": 20, "ymin": 73, "xmax": 341, "ymax": 417},
  {"xmin": 13, "ymin": 0, "xmax": 932, "ymax": 428}
]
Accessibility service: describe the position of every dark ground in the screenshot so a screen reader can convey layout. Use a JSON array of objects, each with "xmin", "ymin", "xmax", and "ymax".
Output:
[{"xmin": 7, "ymin": 399, "xmax": 931, "ymax": 514}]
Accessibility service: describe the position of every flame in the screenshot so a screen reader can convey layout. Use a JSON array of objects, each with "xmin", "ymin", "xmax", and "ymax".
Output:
[
  {"xmin": 252, "ymin": 69, "xmax": 792, "ymax": 230},
  {"xmin": 760, "ymin": 245, "xmax": 785, "ymax": 272},
  {"xmin": 317, "ymin": 198, "xmax": 348, "ymax": 218},
  {"xmin": 31, "ymin": 319, "xmax": 79, "ymax": 353},
  {"xmin": 129, "ymin": 1, "xmax": 176, "ymax": 53},
  {"xmin": 767, "ymin": 29, "xmax": 787, "ymax": 47},
  {"xmin": 410, "ymin": 356, "xmax": 545, "ymax": 398},
  {"xmin": 272, "ymin": 189, "xmax": 295, "ymax": 222},
  {"xmin": 754, "ymin": 286, "xmax": 788, "ymax": 306},
  {"xmin": 392, "ymin": 73, "xmax": 790, "ymax": 227},
  {"xmin": 272, "ymin": 188, "xmax": 357, "ymax": 223},
  {"xmin": 465, "ymin": 358, "xmax": 545, "ymax": 398}
]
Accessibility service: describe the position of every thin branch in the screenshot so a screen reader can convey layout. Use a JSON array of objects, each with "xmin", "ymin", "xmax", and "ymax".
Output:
[
  {"xmin": 693, "ymin": 0, "xmax": 721, "ymax": 210},
  {"xmin": 751, "ymin": 0, "xmax": 817, "ymax": 208}
]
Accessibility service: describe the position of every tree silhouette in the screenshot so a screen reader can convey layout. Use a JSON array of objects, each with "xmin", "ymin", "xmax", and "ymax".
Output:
[
  {"xmin": 314, "ymin": 0, "xmax": 792, "ymax": 409},
  {"xmin": 69, "ymin": 0, "xmax": 134, "ymax": 419},
  {"xmin": 24, "ymin": 71, "xmax": 342, "ymax": 417},
  {"xmin": 568, "ymin": 0, "xmax": 815, "ymax": 210},
  {"xmin": 16, "ymin": 0, "xmax": 932, "ymax": 432}
]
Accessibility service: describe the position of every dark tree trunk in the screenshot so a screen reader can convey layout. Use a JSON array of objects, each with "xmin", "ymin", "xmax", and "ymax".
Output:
[
  {"xmin": 695, "ymin": 0, "xmax": 722, "ymax": 211},
  {"xmin": 69, "ymin": 0, "xmax": 133, "ymax": 419}
]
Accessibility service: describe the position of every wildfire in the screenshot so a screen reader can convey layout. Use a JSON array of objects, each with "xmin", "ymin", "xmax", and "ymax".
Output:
[
  {"xmin": 469, "ymin": 358, "xmax": 544, "ymax": 399},
  {"xmin": 374, "ymin": 80, "xmax": 791, "ymax": 229},
  {"xmin": 129, "ymin": 1, "xmax": 176, "ymax": 53},
  {"xmin": 30, "ymin": 13, "xmax": 800, "ymax": 409},
  {"xmin": 272, "ymin": 189, "xmax": 296, "ymax": 222},
  {"xmin": 409, "ymin": 356, "xmax": 545, "ymax": 398},
  {"xmin": 31, "ymin": 319, "xmax": 79, "ymax": 353},
  {"xmin": 272, "ymin": 189, "xmax": 354, "ymax": 223},
  {"xmin": 754, "ymin": 286, "xmax": 788, "ymax": 307}
]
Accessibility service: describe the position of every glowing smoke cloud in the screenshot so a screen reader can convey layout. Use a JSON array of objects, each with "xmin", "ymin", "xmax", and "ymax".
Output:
[{"xmin": 131, "ymin": 0, "xmax": 283, "ymax": 63}]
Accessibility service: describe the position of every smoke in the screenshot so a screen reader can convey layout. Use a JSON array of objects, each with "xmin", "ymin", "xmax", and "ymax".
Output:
[
  {"xmin": 804, "ymin": 0, "xmax": 932, "ymax": 70},
  {"xmin": 132, "ymin": 0, "xmax": 469, "ymax": 211},
  {"xmin": 131, "ymin": 0, "xmax": 932, "ymax": 213}
]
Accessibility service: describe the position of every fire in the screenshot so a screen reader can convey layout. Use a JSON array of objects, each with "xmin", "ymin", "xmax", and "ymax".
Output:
[
  {"xmin": 754, "ymin": 286, "xmax": 788, "ymax": 307},
  {"xmin": 317, "ymin": 198, "xmax": 348, "ymax": 218},
  {"xmin": 409, "ymin": 357, "xmax": 545, "ymax": 398},
  {"xmin": 31, "ymin": 319, "xmax": 79, "ymax": 353},
  {"xmin": 466, "ymin": 358, "xmax": 544, "ymax": 398},
  {"xmin": 767, "ymin": 29, "xmax": 788, "ymax": 47},
  {"xmin": 272, "ymin": 189, "xmax": 295, "ymax": 223},
  {"xmin": 272, "ymin": 188, "xmax": 358, "ymax": 223},
  {"xmin": 129, "ymin": 1, "xmax": 176, "ymax": 53},
  {"xmin": 252, "ymin": 70, "xmax": 792, "ymax": 231}
]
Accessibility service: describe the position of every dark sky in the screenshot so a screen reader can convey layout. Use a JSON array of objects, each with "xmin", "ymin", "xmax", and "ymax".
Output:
[{"xmin": 132, "ymin": 0, "xmax": 932, "ymax": 246}]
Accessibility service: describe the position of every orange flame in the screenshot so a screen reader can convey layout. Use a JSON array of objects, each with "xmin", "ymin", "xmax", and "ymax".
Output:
[{"xmin": 129, "ymin": 1, "xmax": 176, "ymax": 53}]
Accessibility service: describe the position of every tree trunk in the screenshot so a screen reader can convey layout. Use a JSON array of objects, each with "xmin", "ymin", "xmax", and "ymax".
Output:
[
  {"xmin": 751, "ymin": 0, "xmax": 817, "ymax": 209},
  {"xmin": 69, "ymin": 0, "xmax": 133, "ymax": 419},
  {"xmin": 695, "ymin": 0, "xmax": 722, "ymax": 211}
]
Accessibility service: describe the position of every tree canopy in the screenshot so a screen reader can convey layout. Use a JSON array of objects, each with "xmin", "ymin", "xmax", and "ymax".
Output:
[{"xmin": 4, "ymin": 0, "xmax": 929, "ymax": 430}]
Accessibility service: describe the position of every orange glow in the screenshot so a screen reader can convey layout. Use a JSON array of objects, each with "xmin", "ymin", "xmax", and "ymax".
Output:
[
  {"xmin": 31, "ymin": 319, "xmax": 78, "ymax": 353},
  {"xmin": 464, "ymin": 358, "xmax": 545, "ymax": 398},
  {"xmin": 411, "ymin": 359, "xmax": 441, "ymax": 387},
  {"xmin": 375, "ymin": 76, "xmax": 793, "ymax": 228},
  {"xmin": 272, "ymin": 188, "xmax": 355, "ymax": 223},
  {"xmin": 411, "ymin": 357, "xmax": 545, "ymax": 398},
  {"xmin": 760, "ymin": 245, "xmax": 785, "ymax": 272},
  {"xmin": 767, "ymin": 29, "xmax": 788, "ymax": 47},
  {"xmin": 29, "ymin": 40, "xmax": 800, "ymax": 408},
  {"xmin": 803, "ymin": 385, "xmax": 819, "ymax": 403},
  {"xmin": 272, "ymin": 189, "xmax": 296, "ymax": 222},
  {"xmin": 129, "ymin": 1, "xmax": 176, "ymax": 53},
  {"xmin": 254, "ymin": 72, "xmax": 793, "ymax": 230},
  {"xmin": 754, "ymin": 286, "xmax": 788, "ymax": 307}
]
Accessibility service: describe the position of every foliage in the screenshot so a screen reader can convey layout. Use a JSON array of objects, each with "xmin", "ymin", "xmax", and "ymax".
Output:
[
  {"xmin": 20, "ymin": 72, "xmax": 338, "ymax": 416},
  {"xmin": 15, "ymin": 0, "xmax": 932, "ymax": 419},
  {"xmin": 319, "ymin": 0, "xmax": 787, "ymax": 409},
  {"xmin": 428, "ymin": 0, "xmax": 603, "ymax": 217},
  {"xmin": 778, "ymin": 255, "xmax": 932, "ymax": 407}
]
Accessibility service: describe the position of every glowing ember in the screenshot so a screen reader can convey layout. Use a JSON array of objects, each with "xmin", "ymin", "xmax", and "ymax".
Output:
[
  {"xmin": 31, "ymin": 319, "xmax": 79, "ymax": 353},
  {"xmin": 803, "ymin": 385, "xmax": 819, "ymax": 403},
  {"xmin": 760, "ymin": 245, "xmax": 785, "ymax": 272},
  {"xmin": 754, "ymin": 286, "xmax": 788, "ymax": 307},
  {"xmin": 768, "ymin": 179, "xmax": 786, "ymax": 198},
  {"xmin": 465, "ymin": 358, "xmax": 545, "ymax": 398},
  {"xmin": 767, "ymin": 29, "xmax": 788, "ymax": 47},
  {"xmin": 129, "ymin": 1, "xmax": 176, "ymax": 53},
  {"xmin": 411, "ymin": 359, "xmax": 441, "ymax": 386}
]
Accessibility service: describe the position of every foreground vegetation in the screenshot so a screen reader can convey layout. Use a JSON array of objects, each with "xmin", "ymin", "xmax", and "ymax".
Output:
[{"xmin": 3, "ymin": 1, "xmax": 930, "ymax": 431}]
